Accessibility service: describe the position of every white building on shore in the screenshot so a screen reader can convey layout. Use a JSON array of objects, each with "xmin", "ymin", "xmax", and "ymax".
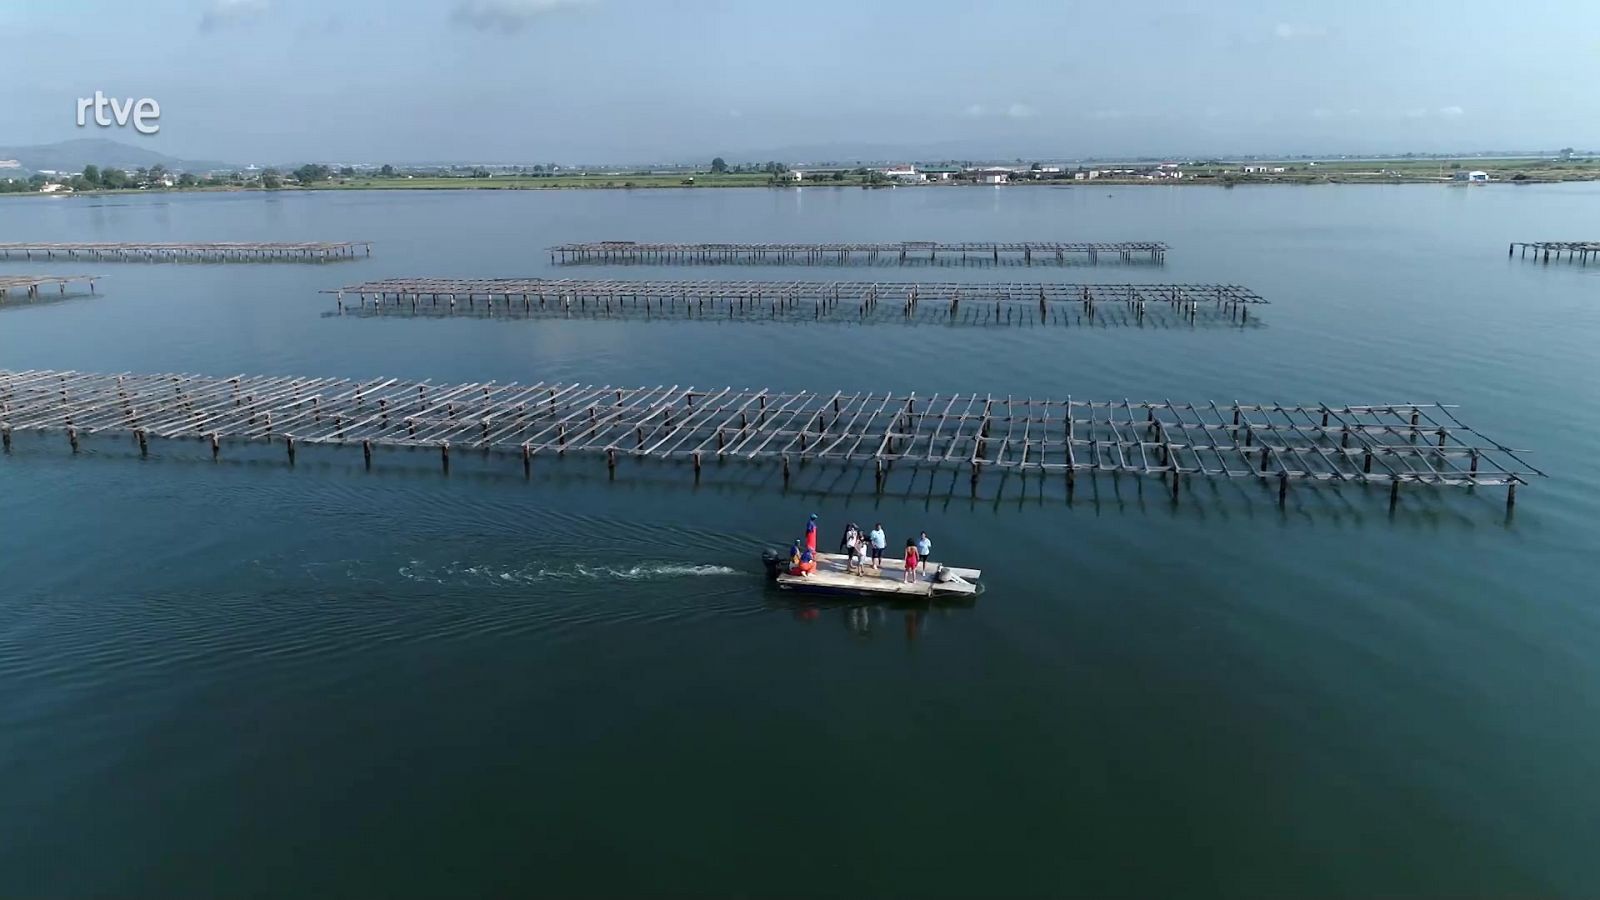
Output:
[{"xmin": 879, "ymin": 165, "xmax": 926, "ymax": 183}]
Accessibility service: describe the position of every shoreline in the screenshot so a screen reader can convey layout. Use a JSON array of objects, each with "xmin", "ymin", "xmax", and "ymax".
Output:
[{"xmin": 4, "ymin": 176, "xmax": 1596, "ymax": 201}]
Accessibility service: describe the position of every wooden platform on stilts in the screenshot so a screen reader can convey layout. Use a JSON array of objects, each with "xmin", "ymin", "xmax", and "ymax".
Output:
[
  {"xmin": 0, "ymin": 275, "xmax": 101, "ymax": 300},
  {"xmin": 550, "ymin": 240, "xmax": 1167, "ymax": 266},
  {"xmin": 0, "ymin": 369, "xmax": 1542, "ymax": 511},
  {"xmin": 1509, "ymin": 241, "xmax": 1600, "ymax": 264},
  {"xmin": 0, "ymin": 242, "xmax": 370, "ymax": 263},
  {"xmin": 325, "ymin": 278, "xmax": 1264, "ymax": 325}
]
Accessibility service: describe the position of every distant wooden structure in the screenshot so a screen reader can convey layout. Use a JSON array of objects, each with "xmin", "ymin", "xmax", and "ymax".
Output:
[
  {"xmin": 330, "ymin": 298, "xmax": 1258, "ymax": 329},
  {"xmin": 0, "ymin": 242, "xmax": 370, "ymax": 263},
  {"xmin": 550, "ymin": 240, "xmax": 1168, "ymax": 266},
  {"xmin": 0, "ymin": 275, "xmax": 100, "ymax": 300},
  {"xmin": 1509, "ymin": 241, "xmax": 1600, "ymax": 264},
  {"xmin": 0, "ymin": 369, "xmax": 1540, "ymax": 509},
  {"xmin": 326, "ymin": 278, "xmax": 1264, "ymax": 324}
]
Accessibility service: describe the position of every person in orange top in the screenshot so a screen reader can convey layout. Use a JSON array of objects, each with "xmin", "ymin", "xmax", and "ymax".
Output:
[
  {"xmin": 788, "ymin": 540, "xmax": 816, "ymax": 576},
  {"xmin": 902, "ymin": 539, "xmax": 919, "ymax": 583}
]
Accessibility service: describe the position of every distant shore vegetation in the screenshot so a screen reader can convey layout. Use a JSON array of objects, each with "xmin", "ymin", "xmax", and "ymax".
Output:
[{"xmin": 5, "ymin": 151, "xmax": 1600, "ymax": 196}]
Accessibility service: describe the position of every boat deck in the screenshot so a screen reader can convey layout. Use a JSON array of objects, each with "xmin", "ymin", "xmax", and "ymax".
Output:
[{"xmin": 774, "ymin": 552, "xmax": 980, "ymax": 597}]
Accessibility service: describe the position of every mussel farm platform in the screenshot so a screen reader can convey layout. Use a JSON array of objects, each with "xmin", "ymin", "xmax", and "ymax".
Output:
[
  {"xmin": 0, "ymin": 370, "xmax": 1540, "ymax": 508},
  {"xmin": 1510, "ymin": 241, "xmax": 1600, "ymax": 264},
  {"xmin": 0, "ymin": 275, "xmax": 101, "ymax": 299},
  {"xmin": 0, "ymin": 242, "xmax": 370, "ymax": 262},
  {"xmin": 550, "ymin": 241, "xmax": 1167, "ymax": 266},
  {"xmin": 327, "ymin": 279, "xmax": 1264, "ymax": 324}
]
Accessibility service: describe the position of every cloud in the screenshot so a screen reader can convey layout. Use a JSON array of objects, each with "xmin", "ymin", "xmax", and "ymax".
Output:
[
  {"xmin": 962, "ymin": 102, "xmax": 1037, "ymax": 119},
  {"xmin": 1273, "ymin": 22, "xmax": 1326, "ymax": 40},
  {"xmin": 199, "ymin": 0, "xmax": 269, "ymax": 32},
  {"xmin": 451, "ymin": 0, "xmax": 592, "ymax": 33},
  {"xmin": 1396, "ymin": 106, "xmax": 1467, "ymax": 120}
]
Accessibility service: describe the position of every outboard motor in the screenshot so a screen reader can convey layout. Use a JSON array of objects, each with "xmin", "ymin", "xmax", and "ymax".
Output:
[{"xmin": 761, "ymin": 548, "xmax": 787, "ymax": 581}]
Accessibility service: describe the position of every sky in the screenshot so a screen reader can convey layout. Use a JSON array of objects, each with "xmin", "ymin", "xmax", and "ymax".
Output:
[{"xmin": 3, "ymin": 0, "xmax": 1597, "ymax": 164}]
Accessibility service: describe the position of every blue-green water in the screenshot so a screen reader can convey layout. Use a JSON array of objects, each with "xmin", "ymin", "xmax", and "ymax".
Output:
[{"xmin": 2, "ymin": 185, "xmax": 1598, "ymax": 897}]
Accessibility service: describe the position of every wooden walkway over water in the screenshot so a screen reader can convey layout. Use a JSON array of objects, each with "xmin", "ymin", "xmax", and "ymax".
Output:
[
  {"xmin": 0, "ymin": 242, "xmax": 370, "ymax": 263},
  {"xmin": 550, "ymin": 241, "xmax": 1167, "ymax": 265},
  {"xmin": 0, "ymin": 369, "xmax": 1539, "ymax": 508},
  {"xmin": 1510, "ymin": 241, "xmax": 1600, "ymax": 264},
  {"xmin": 0, "ymin": 275, "xmax": 100, "ymax": 299},
  {"xmin": 328, "ymin": 279, "xmax": 1263, "ymax": 324}
]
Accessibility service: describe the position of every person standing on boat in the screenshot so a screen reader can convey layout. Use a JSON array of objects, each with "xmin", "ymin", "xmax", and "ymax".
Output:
[
  {"xmin": 838, "ymin": 521, "xmax": 859, "ymax": 554},
  {"xmin": 846, "ymin": 532, "xmax": 867, "ymax": 575},
  {"xmin": 804, "ymin": 514, "xmax": 819, "ymax": 553},
  {"xmin": 916, "ymin": 531, "xmax": 932, "ymax": 573},
  {"xmin": 902, "ymin": 539, "xmax": 920, "ymax": 583},
  {"xmin": 868, "ymin": 523, "xmax": 887, "ymax": 570}
]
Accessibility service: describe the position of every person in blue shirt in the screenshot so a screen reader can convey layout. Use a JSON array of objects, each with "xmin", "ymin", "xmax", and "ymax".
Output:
[
  {"xmin": 916, "ymin": 531, "xmax": 932, "ymax": 573},
  {"xmin": 804, "ymin": 513, "xmax": 818, "ymax": 552},
  {"xmin": 868, "ymin": 523, "xmax": 887, "ymax": 570},
  {"xmin": 789, "ymin": 539, "xmax": 816, "ymax": 576}
]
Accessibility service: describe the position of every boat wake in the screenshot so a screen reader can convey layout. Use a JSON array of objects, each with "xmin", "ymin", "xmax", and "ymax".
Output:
[{"xmin": 398, "ymin": 560, "xmax": 741, "ymax": 586}]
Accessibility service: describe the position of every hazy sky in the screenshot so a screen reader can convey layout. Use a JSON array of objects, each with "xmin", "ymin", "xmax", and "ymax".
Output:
[{"xmin": 4, "ymin": 0, "xmax": 1597, "ymax": 163}]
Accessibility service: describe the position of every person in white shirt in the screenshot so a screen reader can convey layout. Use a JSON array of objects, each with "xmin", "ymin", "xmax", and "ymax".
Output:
[{"xmin": 868, "ymin": 524, "xmax": 887, "ymax": 570}]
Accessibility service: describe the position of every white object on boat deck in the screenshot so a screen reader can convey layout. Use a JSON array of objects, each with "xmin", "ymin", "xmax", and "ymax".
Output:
[{"xmin": 774, "ymin": 552, "xmax": 980, "ymax": 597}]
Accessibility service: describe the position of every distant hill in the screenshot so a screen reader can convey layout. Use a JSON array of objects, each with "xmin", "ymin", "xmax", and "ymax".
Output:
[{"xmin": 0, "ymin": 138, "xmax": 230, "ymax": 174}]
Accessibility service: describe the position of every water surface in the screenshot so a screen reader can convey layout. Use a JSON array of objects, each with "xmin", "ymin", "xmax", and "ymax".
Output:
[{"xmin": 1, "ymin": 184, "xmax": 1597, "ymax": 897}]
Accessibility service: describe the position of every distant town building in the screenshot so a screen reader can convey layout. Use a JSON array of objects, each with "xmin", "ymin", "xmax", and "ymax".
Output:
[
  {"xmin": 879, "ymin": 165, "xmax": 926, "ymax": 183},
  {"xmin": 921, "ymin": 167, "xmax": 960, "ymax": 181},
  {"xmin": 968, "ymin": 167, "xmax": 1011, "ymax": 185}
]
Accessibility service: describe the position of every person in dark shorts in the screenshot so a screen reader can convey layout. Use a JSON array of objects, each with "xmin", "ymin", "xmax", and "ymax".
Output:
[{"xmin": 868, "ymin": 522, "xmax": 886, "ymax": 569}]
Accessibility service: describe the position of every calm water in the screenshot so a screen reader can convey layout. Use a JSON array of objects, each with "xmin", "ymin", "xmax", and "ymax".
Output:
[{"xmin": 2, "ymin": 185, "xmax": 1598, "ymax": 897}]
